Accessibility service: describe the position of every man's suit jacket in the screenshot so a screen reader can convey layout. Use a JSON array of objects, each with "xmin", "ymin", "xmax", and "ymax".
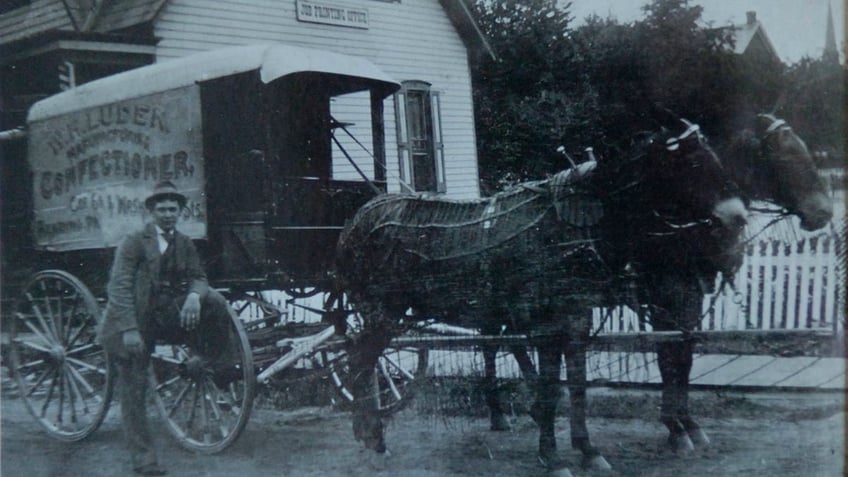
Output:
[{"xmin": 99, "ymin": 222, "xmax": 208, "ymax": 352}]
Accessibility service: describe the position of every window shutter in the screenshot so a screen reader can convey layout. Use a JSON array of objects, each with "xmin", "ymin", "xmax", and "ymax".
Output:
[
  {"xmin": 430, "ymin": 91, "xmax": 446, "ymax": 193},
  {"xmin": 394, "ymin": 91, "xmax": 413, "ymax": 192}
]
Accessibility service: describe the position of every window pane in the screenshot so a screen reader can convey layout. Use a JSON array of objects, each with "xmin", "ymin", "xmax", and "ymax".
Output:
[{"xmin": 412, "ymin": 153, "xmax": 436, "ymax": 192}]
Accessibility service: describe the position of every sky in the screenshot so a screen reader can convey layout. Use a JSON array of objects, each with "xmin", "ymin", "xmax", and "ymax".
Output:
[{"xmin": 566, "ymin": 0, "xmax": 845, "ymax": 64}]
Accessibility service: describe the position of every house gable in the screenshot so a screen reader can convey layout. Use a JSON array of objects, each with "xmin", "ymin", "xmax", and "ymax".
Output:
[{"xmin": 721, "ymin": 11, "xmax": 780, "ymax": 64}]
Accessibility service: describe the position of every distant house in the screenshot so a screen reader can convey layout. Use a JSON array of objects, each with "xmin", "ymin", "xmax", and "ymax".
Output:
[
  {"xmin": 0, "ymin": 0, "xmax": 493, "ymax": 199},
  {"xmin": 719, "ymin": 11, "xmax": 781, "ymax": 65}
]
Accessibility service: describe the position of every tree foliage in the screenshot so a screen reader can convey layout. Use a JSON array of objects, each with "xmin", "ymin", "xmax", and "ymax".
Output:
[
  {"xmin": 470, "ymin": 0, "xmax": 596, "ymax": 192},
  {"xmin": 468, "ymin": 0, "xmax": 839, "ymax": 191},
  {"xmin": 781, "ymin": 57, "xmax": 845, "ymax": 163}
]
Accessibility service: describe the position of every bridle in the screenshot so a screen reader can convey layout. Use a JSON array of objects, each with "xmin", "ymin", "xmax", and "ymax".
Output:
[
  {"xmin": 745, "ymin": 115, "xmax": 796, "ymax": 227},
  {"xmin": 648, "ymin": 120, "xmax": 738, "ymax": 235}
]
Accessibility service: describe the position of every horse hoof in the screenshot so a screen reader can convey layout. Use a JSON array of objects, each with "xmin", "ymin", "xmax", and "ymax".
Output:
[
  {"xmin": 547, "ymin": 467, "xmax": 574, "ymax": 477},
  {"xmin": 359, "ymin": 448, "xmax": 391, "ymax": 471},
  {"xmin": 586, "ymin": 455, "xmax": 612, "ymax": 471},
  {"xmin": 688, "ymin": 428, "xmax": 710, "ymax": 447},
  {"xmin": 669, "ymin": 433, "xmax": 695, "ymax": 455},
  {"xmin": 539, "ymin": 454, "xmax": 572, "ymax": 477},
  {"xmin": 490, "ymin": 415, "xmax": 511, "ymax": 431}
]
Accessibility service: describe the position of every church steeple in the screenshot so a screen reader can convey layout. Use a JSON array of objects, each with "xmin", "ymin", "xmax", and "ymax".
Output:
[{"xmin": 823, "ymin": 2, "xmax": 840, "ymax": 64}]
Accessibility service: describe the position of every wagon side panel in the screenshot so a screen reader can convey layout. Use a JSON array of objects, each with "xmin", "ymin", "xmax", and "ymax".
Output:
[{"xmin": 28, "ymin": 85, "xmax": 207, "ymax": 252}]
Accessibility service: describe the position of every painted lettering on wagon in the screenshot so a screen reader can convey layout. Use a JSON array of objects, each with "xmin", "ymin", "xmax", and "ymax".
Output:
[
  {"xmin": 46, "ymin": 104, "xmax": 168, "ymax": 155},
  {"xmin": 30, "ymin": 85, "xmax": 206, "ymax": 250},
  {"xmin": 39, "ymin": 150, "xmax": 194, "ymax": 200}
]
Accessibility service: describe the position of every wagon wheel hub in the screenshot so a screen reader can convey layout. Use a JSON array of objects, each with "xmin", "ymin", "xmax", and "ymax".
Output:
[
  {"xmin": 47, "ymin": 345, "xmax": 66, "ymax": 363},
  {"xmin": 179, "ymin": 356, "xmax": 208, "ymax": 379}
]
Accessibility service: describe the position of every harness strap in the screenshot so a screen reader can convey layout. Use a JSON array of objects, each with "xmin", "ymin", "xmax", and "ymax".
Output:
[
  {"xmin": 764, "ymin": 118, "xmax": 788, "ymax": 135},
  {"xmin": 665, "ymin": 121, "xmax": 702, "ymax": 151}
]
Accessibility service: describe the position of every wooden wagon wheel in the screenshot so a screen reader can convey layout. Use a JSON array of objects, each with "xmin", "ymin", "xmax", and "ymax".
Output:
[
  {"xmin": 328, "ymin": 306, "xmax": 429, "ymax": 414},
  {"xmin": 333, "ymin": 344, "xmax": 428, "ymax": 414},
  {"xmin": 149, "ymin": 306, "xmax": 255, "ymax": 453},
  {"xmin": 8, "ymin": 269, "xmax": 113, "ymax": 441}
]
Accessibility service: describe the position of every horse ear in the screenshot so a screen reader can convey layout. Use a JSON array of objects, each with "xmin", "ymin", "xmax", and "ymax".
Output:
[{"xmin": 756, "ymin": 113, "xmax": 786, "ymax": 137}]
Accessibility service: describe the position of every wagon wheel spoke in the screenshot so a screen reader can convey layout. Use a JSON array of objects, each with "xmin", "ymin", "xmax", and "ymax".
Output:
[
  {"xmin": 201, "ymin": 376, "xmax": 231, "ymax": 439},
  {"xmin": 39, "ymin": 368, "xmax": 60, "ymax": 419},
  {"xmin": 381, "ymin": 352, "xmax": 418, "ymax": 381},
  {"xmin": 38, "ymin": 280, "xmax": 62, "ymax": 339},
  {"xmin": 165, "ymin": 381, "xmax": 194, "ymax": 419},
  {"xmin": 57, "ymin": 368, "xmax": 67, "ymax": 425},
  {"xmin": 22, "ymin": 366, "xmax": 54, "ymax": 398},
  {"xmin": 378, "ymin": 358, "xmax": 402, "ymax": 401},
  {"xmin": 187, "ymin": 382, "xmax": 200, "ymax": 434},
  {"xmin": 65, "ymin": 343, "xmax": 99, "ymax": 356},
  {"xmin": 13, "ymin": 336, "xmax": 53, "ymax": 354},
  {"xmin": 16, "ymin": 313, "xmax": 55, "ymax": 349},
  {"xmin": 65, "ymin": 315, "xmax": 94, "ymax": 351},
  {"xmin": 198, "ymin": 380, "xmax": 212, "ymax": 444},
  {"xmin": 26, "ymin": 293, "xmax": 59, "ymax": 344},
  {"xmin": 64, "ymin": 361, "xmax": 97, "ymax": 398},
  {"xmin": 62, "ymin": 360, "xmax": 105, "ymax": 396},
  {"xmin": 62, "ymin": 366, "xmax": 79, "ymax": 424},
  {"xmin": 63, "ymin": 298, "xmax": 81, "ymax": 344}
]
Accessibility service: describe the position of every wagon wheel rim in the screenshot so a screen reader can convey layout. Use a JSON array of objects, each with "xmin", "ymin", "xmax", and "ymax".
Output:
[
  {"xmin": 8, "ymin": 270, "xmax": 113, "ymax": 441},
  {"xmin": 150, "ymin": 309, "xmax": 255, "ymax": 454}
]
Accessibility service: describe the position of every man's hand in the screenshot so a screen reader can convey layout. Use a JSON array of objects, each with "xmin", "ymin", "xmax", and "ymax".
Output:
[
  {"xmin": 180, "ymin": 292, "xmax": 201, "ymax": 330},
  {"xmin": 122, "ymin": 329, "xmax": 145, "ymax": 356}
]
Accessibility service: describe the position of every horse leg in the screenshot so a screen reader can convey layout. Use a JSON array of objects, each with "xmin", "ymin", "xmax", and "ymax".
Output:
[
  {"xmin": 348, "ymin": 327, "xmax": 393, "ymax": 453},
  {"xmin": 563, "ymin": 339, "xmax": 611, "ymax": 471},
  {"xmin": 656, "ymin": 339, "xmax": 695, "ymax": 454},
  {"xmin": 512, "ymin": 345, "xmax": 538, "ymax": 383},
  {"xmin": 511, "ymin": 345, "xmax": 540, "ymax": 425},
  {"xmin": 483, "ymin": 345, "xmax": 511, "ymax": 431},
  {"xmin": 530, "ymin": 340, "xmax": 571, "ymax": 474},
  {"xmin": 675, "ymin": 339, "xmax": 710, "ymax": 447}
]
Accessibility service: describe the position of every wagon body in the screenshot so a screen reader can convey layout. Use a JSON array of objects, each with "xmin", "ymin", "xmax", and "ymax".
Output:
[
  {"xmin": 11, "ymin": 43, "xmax": 399, "ymax": 295},
  {"xmin": 2, "ymin": 44, "xmax": 409, "ymax": 451}
]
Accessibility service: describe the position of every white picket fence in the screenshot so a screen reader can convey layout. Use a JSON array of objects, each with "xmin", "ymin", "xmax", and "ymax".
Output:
[{"xmin": 592, "ymin": 229, "xmax": 845, "ymax": 336}]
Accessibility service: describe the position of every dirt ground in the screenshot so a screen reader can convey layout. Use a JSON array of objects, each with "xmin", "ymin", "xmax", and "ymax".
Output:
[{"xmin": 1, "ymin": 386, "xmax": 844, "ymax": 477}]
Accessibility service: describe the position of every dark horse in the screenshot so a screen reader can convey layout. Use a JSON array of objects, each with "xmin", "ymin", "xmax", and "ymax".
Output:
[
  {"xmin": 336, "ymin": 119, "xmax": 748, "ymax": 475},
  {"xmin": 615, "ymin": 113, "xmax": 831, "ymax": 455},
  {"xmin": 478, "ymin": 113, "xmax": 834, "ymax": 458}
]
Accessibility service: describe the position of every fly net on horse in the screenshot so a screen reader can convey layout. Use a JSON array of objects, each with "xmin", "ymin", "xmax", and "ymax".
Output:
[{"xmin": 337, "ymin": 160, "xmax": 624, "ymax": 326}]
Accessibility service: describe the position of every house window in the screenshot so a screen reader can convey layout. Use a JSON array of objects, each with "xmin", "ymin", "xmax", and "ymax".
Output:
[{"xmin": 395, "ymin": 80, "xmax": 445, "ymax": 193}]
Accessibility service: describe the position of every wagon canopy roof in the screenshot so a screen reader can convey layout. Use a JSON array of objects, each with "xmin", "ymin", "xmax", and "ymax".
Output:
[{"xmin": 27, "ymin": 43, "xmax": 401, "ymax": 122}]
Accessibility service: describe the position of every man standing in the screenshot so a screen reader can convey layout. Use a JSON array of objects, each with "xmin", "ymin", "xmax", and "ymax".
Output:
[{"xmin": 99, "ymin": 180, "xmax": 234, "ymax": 475}]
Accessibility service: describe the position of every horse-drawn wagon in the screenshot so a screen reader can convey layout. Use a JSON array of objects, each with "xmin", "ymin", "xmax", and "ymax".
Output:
[
  {"xmin": 2, "ymin": 43, "xmax": 425, "ymax": 453},
  {"xmin": 2, "ymin": 42, "xmax": 836, "ymax": 477}
]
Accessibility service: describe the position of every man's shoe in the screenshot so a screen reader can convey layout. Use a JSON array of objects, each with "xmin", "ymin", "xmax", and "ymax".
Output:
[{"xmin": 134, "ymin": 462, "xmax": 168, "ymax": 475}]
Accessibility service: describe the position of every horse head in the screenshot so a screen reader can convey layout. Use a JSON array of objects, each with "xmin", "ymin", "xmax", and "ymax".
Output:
[
  {"xmin": 633, "ymin": 118, "xmax": 747, "ymax": 232},
  {"xmin": 598, "ymin": 117, "xmax": 747, "ymax": 278},
  {"xmin": 727, "ymin": 114, "xmax": 832, "ymax": 231}
]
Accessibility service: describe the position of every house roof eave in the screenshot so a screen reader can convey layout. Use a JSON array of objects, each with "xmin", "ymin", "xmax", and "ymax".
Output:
[{"xmin": 438, "ymin": 0, "xmax": 496, "ymax": 61}]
